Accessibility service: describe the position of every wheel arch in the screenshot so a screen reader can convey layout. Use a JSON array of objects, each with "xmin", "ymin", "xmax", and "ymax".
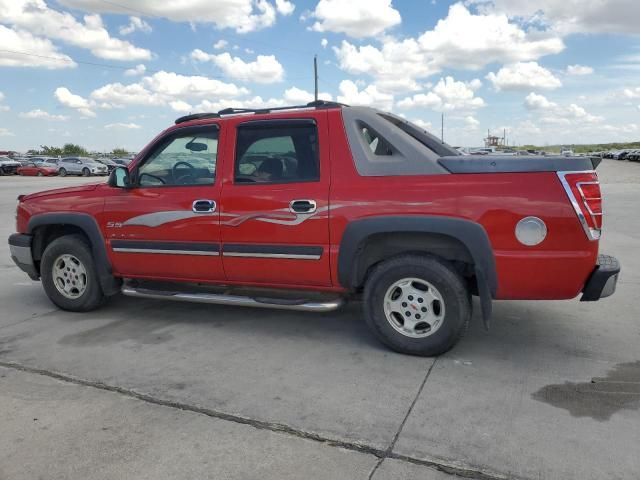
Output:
[
  {"xmin": 337, "ymin": 216, "xmax": 497, "ymax": 327},
  {"xmin": 28, "ymin": 213, "xmax": 121, "ymax": 295}
]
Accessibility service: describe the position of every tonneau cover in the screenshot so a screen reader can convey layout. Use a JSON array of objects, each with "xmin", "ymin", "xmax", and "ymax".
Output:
[{"xmin": 438, "ymin": 155, "xmax": 600, "ymax": 173}]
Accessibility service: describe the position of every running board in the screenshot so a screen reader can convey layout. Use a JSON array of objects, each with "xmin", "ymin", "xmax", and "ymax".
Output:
[{"xmin": 121, "ymin": 286, "xmax": 345, "ymax": 312}]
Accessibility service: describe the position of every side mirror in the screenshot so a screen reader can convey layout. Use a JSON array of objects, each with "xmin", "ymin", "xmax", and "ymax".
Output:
[{"xmin": 108, "ymin": 166, "xmax": 130, "ymax": 188}]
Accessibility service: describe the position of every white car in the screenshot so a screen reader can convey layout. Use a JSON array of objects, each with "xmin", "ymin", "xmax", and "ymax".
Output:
[
  {"xmin": 0, "ymin": 156, "xmax": 21, "ymax": 175},
  {"xmin": 58, "ymin": 157, "xmax": 109, "ymax": 177}
]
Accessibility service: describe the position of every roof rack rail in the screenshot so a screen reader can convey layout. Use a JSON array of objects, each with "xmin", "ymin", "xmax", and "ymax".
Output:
[
  {"xmin": 174, "ymin": 112, "xmax": 220, "ymax": 125},
  {"xmin": 174, "ymin": 100, "xmax": 347, "ymax": 124}
]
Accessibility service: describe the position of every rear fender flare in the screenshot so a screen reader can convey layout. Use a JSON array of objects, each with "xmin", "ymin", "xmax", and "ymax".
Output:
[{"xmin": 337, "ymin": 216, "xmax": 497, "ymax": 327}]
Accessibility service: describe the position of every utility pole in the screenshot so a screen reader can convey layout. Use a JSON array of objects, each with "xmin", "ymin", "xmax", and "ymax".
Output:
[
  {"xmin": 313, "ymin": 55, "xmax": 318, "ymax": 103},
  {"xmin": 441, "ymin": 112, "xmax": 444, "ymax": 143}
]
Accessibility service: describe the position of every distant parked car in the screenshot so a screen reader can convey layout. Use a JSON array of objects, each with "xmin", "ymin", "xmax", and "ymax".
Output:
[
  {"xmin": 17, "ymin": 161, "xmax": 58, "ymax": 177},
  {"xmin": 33, "ymin": 157, "xmax": 60, "ymax": 167},
  {"xmin": 0, "ymin": 156, "xmax": 21, "ymax": 175},
  {"xmin": 111, "ymin": 157, "xmax": 133, "ymax": 166},
  {"xmin": 58, "ymin": 157, "xmax": 109, "ymax": 177},
  {"xmin": 613, "ymin": 150, "xmax": 631, "ymax": 160},
  {"xmin": 561, "ymin": 149, "xmax": 574, "ymax": 156},
  {"xmin": 95, "ymin": 158, "xmax": 119, "ymax": 173},
  {"xmin": 626, "ymin": 150, "xmax": 640, "ymax": 162}
]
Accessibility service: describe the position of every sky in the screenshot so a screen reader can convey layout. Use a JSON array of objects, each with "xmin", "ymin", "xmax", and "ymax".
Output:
[{"xmin": 0, "ymin": 0, "xmax": 639, "ymax": 152}]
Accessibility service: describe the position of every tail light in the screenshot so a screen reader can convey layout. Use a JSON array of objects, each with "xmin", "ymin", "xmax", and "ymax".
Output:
[{"xmin": 557, "ymin": 171, "xmax": 602, "ymax": 240}]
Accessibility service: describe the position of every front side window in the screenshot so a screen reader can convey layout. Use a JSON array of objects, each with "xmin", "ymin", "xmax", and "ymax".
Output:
[
  {"xmin": 234, "ymin": 122, "xmax": 319, "ymax": 184},
  {"xmin": 138, "ymin": 128, "xmax": 218, "ymax": 187}
]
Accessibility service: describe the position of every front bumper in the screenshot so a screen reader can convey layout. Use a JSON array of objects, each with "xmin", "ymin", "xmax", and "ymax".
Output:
[
  {"xmin": 580, "ymin": 254, "xmax": 620, "ymax": 301},
  {"xmin": 8, "ymin": 233, "xmax": 39, "ymax": 280}
]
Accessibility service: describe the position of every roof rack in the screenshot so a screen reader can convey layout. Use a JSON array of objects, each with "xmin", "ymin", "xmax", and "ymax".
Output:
[
  {"xmin": 174, "ymin": 112, "xmax": 220, "ymax": 124},
  {"xmin": 175, "ymin": 100, "xmax": 347, "ymax": 124}
]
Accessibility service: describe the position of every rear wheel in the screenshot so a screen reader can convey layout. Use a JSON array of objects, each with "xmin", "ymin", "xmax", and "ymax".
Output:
[
  {"xmin": 37, "ymin": 171, "xmax": 43, "ymax": 177},
  {"xmin": 41, "ymin": 235, "xmax": 105, "ymax": 312},
  {"xmin": 82, "ymin": 167, "xmax": 91, "ymax": 177},
  {"xmin": 59, "ymin": 168, "xmax": 67, "ymax": 177},
  {"xmin": 363, "ymin": 254, "xmax": 471, "ymax": 356}
]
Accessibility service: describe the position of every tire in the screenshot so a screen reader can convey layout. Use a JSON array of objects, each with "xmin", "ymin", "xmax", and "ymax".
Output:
[
  {"xmin": 41, "ymin": 234, "xmax": 106, "ymax": 312},
  {"xmin": 363, "ymin": 254, "xmax": 471, "ymax": 356},
  {"xmin": 59, "ymin": 168, "xmax": 67, "ymax": 177},
  {"xmin": 82, "ymin": 168, "xmax": 91, "ymax": 177},
  {"xmin": 37, "ymin": 171, "xmax": 43, "ymax": 177}
]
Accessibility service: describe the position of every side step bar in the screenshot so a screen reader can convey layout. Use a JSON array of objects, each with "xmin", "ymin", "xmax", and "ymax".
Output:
[{"xmin": 121, "ymin": 286, "xmax": 345, "ymax": 313}]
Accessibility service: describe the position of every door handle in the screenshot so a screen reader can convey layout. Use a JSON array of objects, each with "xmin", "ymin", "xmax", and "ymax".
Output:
[
  {"xmin": 289, "ymin": 199, "xmax": 317, "ymax": 214},
  {"xmin": 192, "ymin": 199, "xmax": 216, "ymax": 213}
]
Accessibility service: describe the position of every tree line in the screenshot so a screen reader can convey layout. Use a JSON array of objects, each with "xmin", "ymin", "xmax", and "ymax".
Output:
[{"xmin": 28, "ymin": 144, "xmax": 129, "ymax": 157}]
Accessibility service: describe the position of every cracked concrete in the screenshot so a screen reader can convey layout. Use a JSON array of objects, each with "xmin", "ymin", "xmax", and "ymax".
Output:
[{"xmin": 1, "ymin": 161, "xmax": 639, "ymax": 479}]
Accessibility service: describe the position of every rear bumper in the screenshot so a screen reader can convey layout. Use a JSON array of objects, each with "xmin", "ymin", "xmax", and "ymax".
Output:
[
  {"xmin": 8, "ymin": 233, "xmax": 39, "ymax": 280},
  {"xmin": 580, "ymin": 254, "xmax": 620, "ymax": 301}
]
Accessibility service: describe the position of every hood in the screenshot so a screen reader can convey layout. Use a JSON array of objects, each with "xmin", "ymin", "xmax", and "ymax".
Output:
[{"xmin": 22, "ymin": 183, "xmax": 100, "ymax": 201}]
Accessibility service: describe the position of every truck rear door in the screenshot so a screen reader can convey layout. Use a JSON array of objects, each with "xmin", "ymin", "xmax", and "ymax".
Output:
[{"xmin": 219, "ymin": 113, "xmax": 332, "ymax": 287}]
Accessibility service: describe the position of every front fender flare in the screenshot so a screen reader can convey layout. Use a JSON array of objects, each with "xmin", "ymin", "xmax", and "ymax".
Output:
[{"xmin": 27, "ymin": 213, "xmax": 121, "ymax": 296}]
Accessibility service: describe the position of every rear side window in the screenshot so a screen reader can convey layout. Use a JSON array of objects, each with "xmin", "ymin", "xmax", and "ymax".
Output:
[{"xmin": 235, "ymin": 120, "xmax": 319, "ymax": 184}]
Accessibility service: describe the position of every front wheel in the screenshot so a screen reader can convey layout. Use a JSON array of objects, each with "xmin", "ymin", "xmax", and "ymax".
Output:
[
  {"xmin": 37, "ymin": 171, "xmax": 43, "ymax": 177},
  {"xmin": 363, "ymin": 255, "xmax": 471, "ymax": 356},
  {"xmin": 41, "ymin": 235, "xmax": 106, "ymax": 312},
  {"xmin": 82, "ymin": 167, "xmax": 91, "ymax": 177}
]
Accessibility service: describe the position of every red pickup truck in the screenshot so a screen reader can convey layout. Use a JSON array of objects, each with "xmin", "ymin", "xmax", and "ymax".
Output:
[{"xmin": 8, "ymin": 101, "xmax": 620, "ymax": 356}]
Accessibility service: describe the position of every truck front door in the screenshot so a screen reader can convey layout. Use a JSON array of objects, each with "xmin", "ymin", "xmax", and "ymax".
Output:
[{"xmin": 102, "ymin": 124, "xmax": 224, "ymax": 282}]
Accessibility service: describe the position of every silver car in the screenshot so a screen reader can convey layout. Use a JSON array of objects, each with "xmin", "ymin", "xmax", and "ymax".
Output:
[{"xmin": 58, "ymin": 157, "xmax": 108, "ymax": 177}]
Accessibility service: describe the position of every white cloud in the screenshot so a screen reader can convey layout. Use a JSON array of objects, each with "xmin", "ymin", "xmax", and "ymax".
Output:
[
  {"xmin": 82, "ymin": 71, "xmax": 249, "ymax": 113},
  {"xmin": 54, "ymin": 87, "xmax": 96, "ymax": 117},
  {"xmin": 524, "ymin": 93, "xmax": 603, "ymax": 125},
  {"xmin": 213, "ymin": 40, "xmax": 228, "ymax": 50},
  {"xmin": 60, "ymin": 0, "xmax": 290, "ymax": 33},
  {"xmin": 19, "ymin": 109, "xmax": 68, "ymax": 120},
  {"xmin": 0, "ymin": 25, "xmax": 76, "ymax": 69},
  {"xmin": 332, "ymin": 4, "xmax": 563, "ymax": 94},
  {"xmin": 524, "ymin": 92, "xmax": 557, "ymax": 110},
  {"xmin": 0, "ymin": 92, "xmax": 7, "ymax": 111},
  {"xmin": 124, "ymin": 64, "xmax": 146, "ymax": 76},
  {"xmin": 275, "ymin": 0, "xmax": 295, "ymax": 16},
  {"xmin": 119, "ymin": 16, "xmax": 152, "ymax": 35},
  {"xmin": 486, "ymin": 62, "xmax": 562, "ymax": 91},
  {"xmin": 412, "ymin": 119, "xmax": 432, "ymax": 130},
  {"xmin": 0, "ymin": 0, "xmax": 152, "ymax": 61},
  {"xmin": 418, "ymin": 4, "xmax": 564, "ymax": 68},
  {"xmin": 169, "ymin": 100, "xmax": 192, "ymax": 112},
  {"xmin": 337, "ymin": 80, "xmax": 394, "ymax": 110},
  {"xmin": 190, "ymin": 50, "xmax": 284, "ymax": 83},
  {"xmin": 0, "ymin": 127, "xmax": 15, "ymax": 136},
  {"xmin": 566, "ymin": 64, "xmax": 594, "ymax": 75},
  {"xmin": 472, "ymin": 0, "xmax": 640, "ymax": 35},
  {"xmin": 311, "ymin": 0, "xmax": 401, "ymax": 38},
  {"xmin": 465, "ymin": 116, "xmax": 480, "ymax": 128},
  {"xmin": 283, "ymin": 87, "xmax": 332, "ymax": 104},
  {"xmin": 623, "ymin": 87, "xmax": 640, "ymax": 99},
  {"xmin": 91, "ymin": 82, "xmax": 162, "ymax": 107},
  {"xmin": 321, "ymin": 38, "xmax": 328, "ymax": 48},
  {"xmin": 397, "ymin": 77, "xmax": 486, "ymax": 111},
  {"xmin": 105, "ymin": 122, "xmax": 141, "ymax": 129}
]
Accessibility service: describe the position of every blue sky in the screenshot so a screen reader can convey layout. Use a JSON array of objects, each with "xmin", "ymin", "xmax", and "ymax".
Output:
[{"xmin": 1, "ymin": 0, "xmax": 639, "ymax": 151}]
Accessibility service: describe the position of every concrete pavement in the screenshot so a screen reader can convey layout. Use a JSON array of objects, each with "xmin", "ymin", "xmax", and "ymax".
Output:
[{"xmin": 1, "ymin": 162, "xmax": 639, "ymax": 479}]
